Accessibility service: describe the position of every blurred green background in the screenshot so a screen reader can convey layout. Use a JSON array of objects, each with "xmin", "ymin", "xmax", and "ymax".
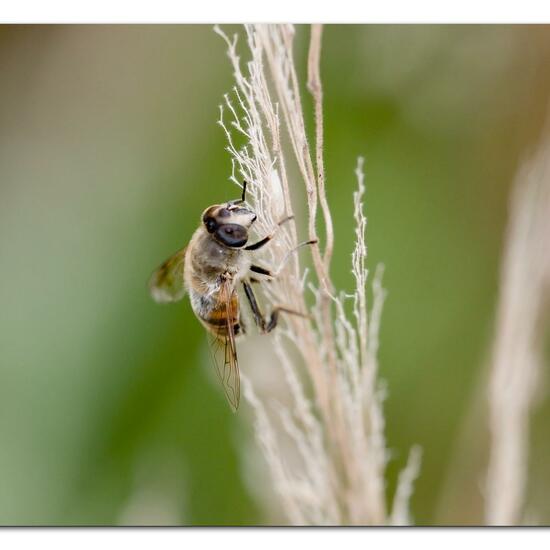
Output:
[{"xmin": 1, "ymin": 24, "xmax": 549, "ymax": 525}]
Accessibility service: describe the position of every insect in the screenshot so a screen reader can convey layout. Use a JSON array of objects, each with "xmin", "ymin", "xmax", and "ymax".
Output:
[{"xmin": 149, "ymin": 182, "xmax": 311, "ymax": 411}]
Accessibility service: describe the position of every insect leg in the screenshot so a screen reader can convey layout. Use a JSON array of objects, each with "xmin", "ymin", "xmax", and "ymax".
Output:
[
  {"xmin": 248, "ymin": 240, "xmax": 317, "ymax": 279},
  {"xmin": 250, "ymin": 264, "xmax": 273, "ymax": 277},
  {"xmin": 243, "ymin": 280, "xmax": 307, "ymax": 333},
  {"xmin": 265, "ymin": 306, "xmax": 310, "ymax": 333},
  {"xmin": 237, "ymin": 315, "xmax": 247, "ymax": 335},
  {"xmin": 244, "ymin": 215, "xmax": 294, "ymax": 251},
  {"xmin": 242, "ymin": 281, "xmax": 266, "ymax": 331},
  {"xmin": 243, "ymin": 236, "xmax": 271, "ymax": 252},
  {"xmin": 274, "ymin": 239, "xmax": 318, "ymax": 275}
]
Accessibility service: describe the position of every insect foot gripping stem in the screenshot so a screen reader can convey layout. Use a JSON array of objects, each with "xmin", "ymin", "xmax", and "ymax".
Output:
[{"xmin": 265, "ymin": 306, "xmax": 311, "ymax": 333}]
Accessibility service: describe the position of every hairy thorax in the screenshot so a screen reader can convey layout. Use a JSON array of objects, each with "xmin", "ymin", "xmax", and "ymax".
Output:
[{"xmin": 184, "ymin": 228, "xmax": 250, "ymax": 319}]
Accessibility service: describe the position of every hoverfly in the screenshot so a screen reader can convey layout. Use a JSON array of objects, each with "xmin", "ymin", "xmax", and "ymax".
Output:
[{"xmin": 149, "ymin": 182, "xmax": 311, "ymax": 411}]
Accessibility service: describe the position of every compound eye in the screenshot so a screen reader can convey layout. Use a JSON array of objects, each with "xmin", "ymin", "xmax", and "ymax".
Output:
[
  {"xmin": 215, "ymin": 223, "xmax": 248, "ymax": 247},
  {"xmin": 204, "ymin": 217, "xmax": 217, "ymax": 233}
]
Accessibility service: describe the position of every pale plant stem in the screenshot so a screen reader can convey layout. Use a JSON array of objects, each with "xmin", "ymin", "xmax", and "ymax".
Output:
[
  {"xmin": 307, "ymin": 24, "xmax": 334, "ymax": 273},
  {"xmin": 260, "ymin": 26, "xmax": 331, "ymax": 292},
  {"xmin": 255, "ymin": 24, "xmax": 343, "ymax": 460},
  {"xmin": 485, "ymin": 126, "xmax": 550, "ymax": 525},
  {"xmin": 215, "ymin": 23, "xmax": 420, "ymax": 525},
  {"xmin": 353, "ymin": 157, "xmax": 369, "ymax": 376},
  {"xmin": 304, "ymin": 25, "xmax": 348, "ymax": 480},
  {"xmin": 390, "ymin": 446, "xmax": 423, "ymax": 525},
  {"xmin": 217, "ymin": 23, "xmax": 334, "ymax": 436}
]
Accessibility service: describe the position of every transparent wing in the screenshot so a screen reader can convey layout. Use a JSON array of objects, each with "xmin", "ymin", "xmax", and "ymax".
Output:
[
  {"xmin": 148, "ymin": 246, "xmax": 187, "ymax": 303},
  {"xmin": 209, "ymin": 279, "xmax": 240, "ymax": 411}
]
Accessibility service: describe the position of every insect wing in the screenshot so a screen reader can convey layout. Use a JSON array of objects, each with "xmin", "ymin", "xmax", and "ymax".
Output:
[
  {"xmin": 149, "ymin": 246, "xmax": 187, "ymax": 303},
  {"xmin": 209, "ymin": 279, "xmax": 240, "ymax": 411}
]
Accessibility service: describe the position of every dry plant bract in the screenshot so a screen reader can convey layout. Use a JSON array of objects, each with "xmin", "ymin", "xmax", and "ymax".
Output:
[{"xmin": 214, "ymin": 24, "xmax": 420, "ymax": 525}]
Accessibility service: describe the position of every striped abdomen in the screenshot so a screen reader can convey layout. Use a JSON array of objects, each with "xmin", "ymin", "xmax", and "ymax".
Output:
[
  {"xmin": 190, "ymin": 288, "xmax": 242, "ymax": 338},
  {"xmin": 184, "ymin": 235, "xmax": 246, "ymax": 339}
]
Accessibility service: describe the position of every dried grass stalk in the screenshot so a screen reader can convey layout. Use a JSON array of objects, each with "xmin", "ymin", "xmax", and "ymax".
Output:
[
  {"xmin": 215, "ymin": 23, "xmax": 420, "ymax": 525},
  {"xmin": 486, "ymin": 127, "xmax": 550, "ymax": 525}
]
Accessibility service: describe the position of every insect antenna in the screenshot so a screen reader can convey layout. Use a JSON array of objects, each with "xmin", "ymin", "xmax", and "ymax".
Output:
[{"xmin": 229, "ymin": 180, "xmax": 248, "ymax": 206}]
